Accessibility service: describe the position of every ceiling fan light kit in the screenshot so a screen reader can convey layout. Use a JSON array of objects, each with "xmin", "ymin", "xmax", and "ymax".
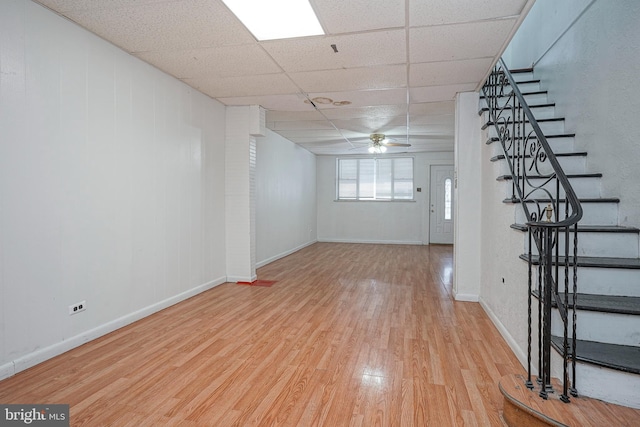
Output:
[
  {"xmin": 366, "ymin": 133, "xmax": 410, "ymax": 153},
  {"xmin": 368, "ymin": 145, "xmax": 387, "ymax": 154}
]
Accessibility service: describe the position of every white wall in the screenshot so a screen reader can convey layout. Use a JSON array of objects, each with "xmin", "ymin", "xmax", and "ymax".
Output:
[
  {"xmin": 225, "ymin": 106, "xmax": 257, "ymax": 282},
  {"xmin": 316, "ymin": 151, "xmax": 454, "ymax": 245},
  {"xmin": 504, "ymin": 0, "xmax": 640, "ymax": 227},
  {"xmin": 502, "ymin": 0, "xmax": 595, "ymax": 70},
  {"xmin": 0, "ymin": 0, "xmax": 227, "ymax": 378},
  {"xmin": 256, "ymin": 129, "xmax": 317, "ymax": 267},
  {"xmin": 453, "ymin": 92, "xmax": 482, "ymax": 301},
  {"xmin": 479, "ymin": 134, "xmax": 531, "ymax": 369}
]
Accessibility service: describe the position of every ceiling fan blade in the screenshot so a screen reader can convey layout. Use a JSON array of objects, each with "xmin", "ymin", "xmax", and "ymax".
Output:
[{"xmin": 383, "ymin": 142, "xmax": 411, "ymax": 147}]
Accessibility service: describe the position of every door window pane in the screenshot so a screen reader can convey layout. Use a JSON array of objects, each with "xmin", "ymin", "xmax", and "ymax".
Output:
[{"xmin": 444, "ymin": 178, "xmax": 452, "ymax": 220}]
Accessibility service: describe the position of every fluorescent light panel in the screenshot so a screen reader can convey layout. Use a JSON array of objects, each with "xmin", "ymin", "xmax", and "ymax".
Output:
[{"xmin": 222, "ymin": 0, "xmax": 324, "ymax": 41}]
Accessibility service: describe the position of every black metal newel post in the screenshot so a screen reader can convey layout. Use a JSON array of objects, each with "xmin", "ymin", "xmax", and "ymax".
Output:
[{"xmin": 526, "ymin": 227, "xmax": 534, "ymax": 389}]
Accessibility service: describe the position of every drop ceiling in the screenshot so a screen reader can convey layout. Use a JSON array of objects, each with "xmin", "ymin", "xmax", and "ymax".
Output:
[{"xmin": 34, "ymin": 0, "xmax": 533, "ymax": 155}]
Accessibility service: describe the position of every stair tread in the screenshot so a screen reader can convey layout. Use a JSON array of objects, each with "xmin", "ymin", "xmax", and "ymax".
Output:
[
  {"xmin": 485, "ymin": 135, "xmax": 575, "ymax": 145},
  {"xmin": 551, "ymin": 336, "xmax": 640, "ymax": 374},
  {"xmin": 498, "ymin": 173, "xmax": 603, "ymax": 181},
  {"xmin": 507, "ymin": 67, "xmax": 534, "ymax": 74},
  {"xmin": 511, "ymin": 223, "xmax": 639, "ymax": 233},
  {"xmin": 522, "ymin": 254, "xmax": 640, "ymax": 269},
  {"xmin": 505, "ymin": 197, "xmax": 620, "ymax": 204},
  {"xmin": 491, "ymin": 151, "xmax": 586, "ymax": 162},
  {"xmin": 478, "ymin": 103, "xmax": 556, "ymax": 116},
  {"xmin": 485, "ymin": 133, "xmax": 576, "ymax": 145},
  {"xmin": 480, "ymin": 90, "xmax": 548, "ymax": 100},
  {"xmin": 510, "ymin": 78, "xmax": 540, "ymax": 84},
  {"xmin": 485, "ymin": 117, "xmax": 564, "ymax": 125},
  {"xmin": 532, "ymin": 290, "xmax": 640, "ymax": 315},
  {"xmin": 482, "ymin": 117, "xmax": 564, "ymax": 131}
]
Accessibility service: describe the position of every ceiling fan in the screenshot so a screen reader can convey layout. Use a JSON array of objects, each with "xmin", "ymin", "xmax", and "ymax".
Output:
[{"xmin": 366, "ymin": 133, "xmax": 411, "ymax": 153}]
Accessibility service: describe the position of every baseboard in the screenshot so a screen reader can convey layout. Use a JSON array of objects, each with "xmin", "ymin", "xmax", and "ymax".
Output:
[
  {"xmin": 0, "ymin": 362, "xmax": 14, "ymax": 380},
  {"xmin": 479, "ymin": 296, "xmax": 529, "ymax": 371},
  {"xmin": 256, "ymin": 240, "xmax": 316, "ymax": 268},
  {"xmin": 227, "ymin": 274, "xmax": 257, "ymax": 283},
  {"xmin": 317, "ymin": 238, "xmax": 423, "ymax": 245},
  {"xmin": 453, "ymin": 292, "xmax": 480, "ymax": 302},
  {"xmin": 1, "ymin": 276, "xmax": 227, "ymax": 381}
]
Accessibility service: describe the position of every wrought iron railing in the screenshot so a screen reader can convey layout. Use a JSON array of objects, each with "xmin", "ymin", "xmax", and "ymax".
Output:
[{"xmin": 482, "ymin": 59, "xmax": 583, "ymax": 402}]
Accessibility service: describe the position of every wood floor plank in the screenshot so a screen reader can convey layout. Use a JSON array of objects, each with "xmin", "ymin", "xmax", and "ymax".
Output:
[{"xmin": 1, "ymin": 243, "xmax": 633, "ymax": 426}]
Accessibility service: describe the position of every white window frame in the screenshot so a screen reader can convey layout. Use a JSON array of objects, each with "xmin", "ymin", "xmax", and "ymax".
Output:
[{"xmin": 335, "ymin": 157, "xmax": 414, "ymax": 201}]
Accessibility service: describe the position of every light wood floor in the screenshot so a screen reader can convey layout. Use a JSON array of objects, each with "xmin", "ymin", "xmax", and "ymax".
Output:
[{"xmin": 0, "ymin": 243, "xmax": 530, "ymax": 425}]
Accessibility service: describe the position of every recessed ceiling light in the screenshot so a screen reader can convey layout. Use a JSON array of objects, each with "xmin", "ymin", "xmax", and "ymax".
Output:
[{"xmin": 222, "ymin": 0, "xmax": 324, "ymax": 41}]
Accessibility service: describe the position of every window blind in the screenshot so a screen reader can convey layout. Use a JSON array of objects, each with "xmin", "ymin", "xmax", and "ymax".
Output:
[{"xmin": 337, "ymin": 157, "xmax": 414, "ymax": 200}]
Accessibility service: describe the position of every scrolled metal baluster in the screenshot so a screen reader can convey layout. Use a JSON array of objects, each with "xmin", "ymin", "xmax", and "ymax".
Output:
[{"xmin": 481, "ymin": 61, "xmax": 583, "ymax": 400}]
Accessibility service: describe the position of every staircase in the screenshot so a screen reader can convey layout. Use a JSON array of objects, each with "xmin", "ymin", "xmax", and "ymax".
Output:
[{"xmin": 480, "ymin": 65, "xmax": 640, "ymax": 409}]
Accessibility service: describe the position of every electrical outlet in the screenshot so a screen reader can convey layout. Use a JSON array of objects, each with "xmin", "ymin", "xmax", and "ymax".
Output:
[{"xmin": 69, "ymin": 301, "xmax": 86, "ymax": 315}]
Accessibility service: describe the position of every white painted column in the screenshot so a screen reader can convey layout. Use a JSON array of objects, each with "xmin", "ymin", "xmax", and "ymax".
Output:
[
  {"xmin": 453, "ymin": 91, "xmax": 482, "ymax": 301},
  {"xmin": 225, "ymin": 106, "xmax": 265, "ymax": 282}
]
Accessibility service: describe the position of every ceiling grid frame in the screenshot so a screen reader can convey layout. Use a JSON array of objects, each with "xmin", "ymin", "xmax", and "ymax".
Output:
[{"xmin": 34, "ymin": 0, "xmax": 535, "ymax": 155}]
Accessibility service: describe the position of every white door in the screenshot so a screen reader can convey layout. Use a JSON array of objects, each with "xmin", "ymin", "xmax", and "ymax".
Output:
[{"xmin": 429, "ymin": 165, "xmax": 454, "ymax": 244}]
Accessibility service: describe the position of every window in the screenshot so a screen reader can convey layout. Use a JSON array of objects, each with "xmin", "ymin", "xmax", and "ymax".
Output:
[
  {"xmin": 337, "ymin": 157, "xmax": 414, "ymax": 200},
  {"xmin": 444, "ymin": 178, "xmax": 452, "ymax": 220}
]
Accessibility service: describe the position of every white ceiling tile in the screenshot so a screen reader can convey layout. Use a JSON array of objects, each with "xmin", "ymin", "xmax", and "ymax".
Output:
[
  {"xmin": 410, "ymin": 83, "xmax": 478, "ymax": 103},
  {"xmin": 266, "ymin": 111, "xmax": 328, "ymax": 125},
  {"xmin": 36, "ymin": 0, "xmax": 171, "ymax": 12},
  {"xmin": 410, "ymin": 101, "xmax": 455, "ymax": 115},
  {"xmin": 35, "ymin": 0, "xmax": 531, "ymax": 155},
  {"xmin": 312, "ymin": 0, "xmax": 405, "ymax": 33},
  {"xmin": 289, "ymin": 65, "xmax": 407, "ymax": 93},
  {"xmin": 410, "ymin": 20, "xmax": 517, "ymax": 63},
  {"xmin": 276, "ymin": 129, "xmax": 345, "ymax": 140},
  {"xmin": 408, "ymin": 125, "xmax": 455, "ymax": 136},
  {"xmin": 262, "ymin": 30, "xmax": 406, "ymax": 72},
  {"xmin": 410, "ymin": 114, "xmax": 455, "ymax": 125},
  {"xmin": 135, "ymin": 45, "xmax": 281, "ymax": 79},
  {"xmin": 410, "ymin": 58, "xmax": 494, "ymax": 87},
  {"xmin": 409, "ymin": 0, "xmax": 529, "ymax": 26},
  {"xmin": 303, "ymin": 89, "xmax": 408, "ymax": 110},
  {"xmin": 220, "ymin": 94, "xmax": 317, "ymax": 111},
  {"xmin": 328, "ymin": 117, "xmax": 408, "ymax": 136},
  {"xmin": 295, "ymin": 137, "xmax": 350, "ymax": 146},
  {"xmin": 322, "ymin": 104, "xmax": 408, "ymax": 120},
  {"xmin": 63, "ymin": 0, "xmax": 255, "ymax": 53},
  {"xmin": 268, "ymin": 120, "xmax": 334, "ymax": 131},
  {"xmin": 183, "ymin": 74, "xmax": 299, "ymax": 98}
]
